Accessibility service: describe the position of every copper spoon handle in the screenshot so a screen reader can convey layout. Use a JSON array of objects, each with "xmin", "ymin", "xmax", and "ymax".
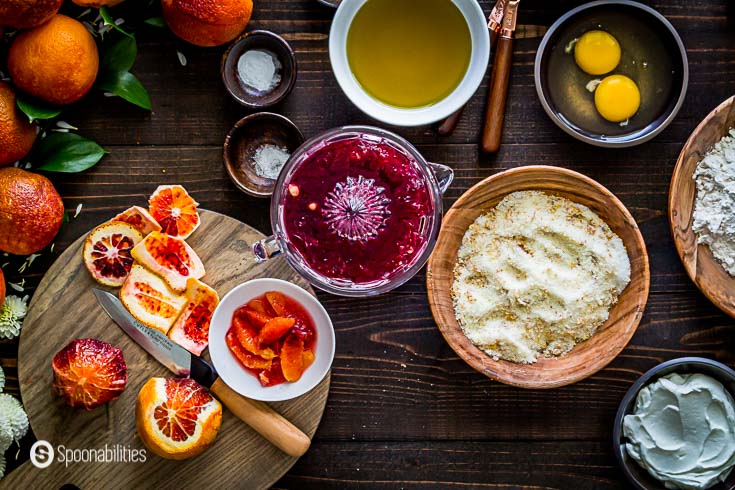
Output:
[
  {"xmin": 481, "ymin": 34, "xmax": 513, "ymax": 154},
  {"xmin": 437, "ymin": 30, "xmax": 500, "ymax": 136}
]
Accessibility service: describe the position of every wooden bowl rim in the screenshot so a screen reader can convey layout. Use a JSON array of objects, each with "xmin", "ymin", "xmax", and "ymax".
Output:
[
  {"xmin": 668, "ymin": 95, "xmax": 735, "ymax": 318},
  {"xmin": 427, "ymin": 165, "xmax": 650, "ymax": 389}
]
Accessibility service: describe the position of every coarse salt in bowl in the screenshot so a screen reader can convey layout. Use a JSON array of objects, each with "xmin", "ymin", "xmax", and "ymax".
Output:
[{"xmin": 209, "ymin": 278, "xmax": 335, "ymax": 402}]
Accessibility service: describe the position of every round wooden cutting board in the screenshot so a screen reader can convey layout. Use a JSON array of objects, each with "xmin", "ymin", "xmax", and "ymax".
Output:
[{"xmin": 6, "ymin": 210, "xmax": 330, "ymax": 489}]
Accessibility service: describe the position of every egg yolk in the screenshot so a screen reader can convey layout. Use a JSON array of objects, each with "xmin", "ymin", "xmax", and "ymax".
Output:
[
  {"xmin": 594, "ymin": 75, "xmax": 640, "ymax": 122},
  {"xmin": 574, "ymin": 30, "xmax": 621, "ymax": 75}
]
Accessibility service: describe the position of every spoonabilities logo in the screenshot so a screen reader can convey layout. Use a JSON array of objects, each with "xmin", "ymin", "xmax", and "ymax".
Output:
[{"xmin": 30, "ymin": 440, "xmax": 54, "ymax": 469}]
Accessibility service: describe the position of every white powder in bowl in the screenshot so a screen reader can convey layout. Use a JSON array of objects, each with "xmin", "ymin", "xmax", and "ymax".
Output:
[
  {"xmin": 451, "ymin": 191, "xmax": 631, "ymax": 364},
  {"xmin": 693, "ymin": 129, "xmax": 735, "ymax": 276},
  {"xmin": 253, "ymin": 144, "xmax": 290, "ymax": 180},
  {"xmin": 237, "ymin": 49, "xmax": 282, "ymax": 94}
]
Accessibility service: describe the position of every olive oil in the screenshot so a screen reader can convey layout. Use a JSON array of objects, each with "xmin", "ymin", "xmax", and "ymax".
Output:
[{"xmin": 346, "ymin": 0, "xmax": 471, "ymax": 108}]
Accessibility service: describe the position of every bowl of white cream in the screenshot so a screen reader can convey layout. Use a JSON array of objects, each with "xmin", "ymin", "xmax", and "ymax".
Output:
[{"xmin": 614, "ymin": 357, "xmax": 735, "ymax": 490}]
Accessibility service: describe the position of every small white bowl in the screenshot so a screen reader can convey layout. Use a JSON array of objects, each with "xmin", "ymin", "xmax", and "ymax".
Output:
[
  {"xmin": 209, "ymin": 278, "xmax": 335, "ymax": 402},
  {"xmin": 329, "ymin": 0, "xmax": 490, "ymax": 127}
]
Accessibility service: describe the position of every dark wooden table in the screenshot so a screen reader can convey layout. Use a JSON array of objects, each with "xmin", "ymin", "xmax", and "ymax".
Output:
[{"xmin": 3, "ymin": 0, "xmax": 735, "ymax": 487}]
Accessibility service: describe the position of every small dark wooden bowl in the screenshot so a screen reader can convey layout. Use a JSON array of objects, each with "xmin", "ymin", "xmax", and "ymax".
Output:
[
  {"xmin": 427, "ymin": 166, "xmax": 650, "ymax": 389},
  {"xmin": 669, "ymin": 95, "xmax": 735, "ymax": 318},
  {"xmin": 221, "ymin": 30, "xmax": 297, "ymax": 109},
  {"xmin": 223, "ymin": 112, "xmax": 304, "ymax": 198},
  {"xmin": 613, "ymin": 357, "xmax": 735, "ymax": 490}
]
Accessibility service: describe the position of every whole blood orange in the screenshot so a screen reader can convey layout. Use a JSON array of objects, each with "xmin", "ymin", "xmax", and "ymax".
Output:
[
  {"xmin": 168, "ymin": 278, "xmax": 219, "ymax": 356},
  {"xmin": 8, "ymin": 14, "xmax": 99, "ymax": 105},
  {"xmin": 148, "ymin": 185, "xmax": 200, "ymax": 239},
  {"xmin": 112, "ymin": 206, "xmax": 162, "ymax": 235},
  {"xmin": 0, "ymin": 0, "xmax": 63, "ymax": 29},
  {"xmin": 131, "ymin": 231, "xmax": 205, "ymax": 292},
  {"xmin": 52, "ymin": 338, "xmax": 128, "ymax": 410},
  {"xmin": 0, "ymin": 82, "xmax": 37, "ymax": 167},
  {"xmin": 120, "ymin": 264, "xmax": 186, "ymax": 334},
  {"xmin": 136, "ymin": 377, "xmax": 222, "ymax": 460},
  {"xmin": 83, "ymin": 222, "xmax": 144, "ymax": 287},
  {"xmin": 0, "ymin": 167, "xmax": 64, "ymax": 255},
  {"xmin": 161, "ymin": 0, "xmax": 253, "ymax": 47}
]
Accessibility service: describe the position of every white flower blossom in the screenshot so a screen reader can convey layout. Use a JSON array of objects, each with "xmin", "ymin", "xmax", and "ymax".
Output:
[
  {"xmin": 0, "ymin": 394, "xmax": 28, "ymax": 443},
  {"xmin": 0, "ymin": 296, "xmax": 28, "ymax": 339}
]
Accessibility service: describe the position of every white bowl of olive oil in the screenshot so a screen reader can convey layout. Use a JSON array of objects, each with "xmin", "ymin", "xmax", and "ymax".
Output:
[{"xmin": 329, "ymin": 0, "xmax": 490, "ymax": 127}]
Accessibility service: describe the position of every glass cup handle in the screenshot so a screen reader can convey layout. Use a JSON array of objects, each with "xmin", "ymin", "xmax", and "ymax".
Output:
[
  {"xmin": 252, "ymin": 235, "xmax": 282, "ymax": 263},
  {"xmin": 428, "ymin": 162, "xmax": 454, "ymax": 195}
]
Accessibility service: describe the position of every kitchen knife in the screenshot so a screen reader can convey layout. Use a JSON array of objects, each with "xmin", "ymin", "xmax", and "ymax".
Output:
[{"xmin": 93, "ymin": 288, "xmax": 311, "ymax": 458}]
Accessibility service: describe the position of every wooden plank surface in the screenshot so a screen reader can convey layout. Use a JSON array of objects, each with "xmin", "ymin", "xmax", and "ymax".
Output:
[
  {"xmin": 6, "ymin": 211, "xmax": 329, "ymax": 489},
  {"xmin": 1, "ymin": 0, "xmax": 735, "ymax": 488}
]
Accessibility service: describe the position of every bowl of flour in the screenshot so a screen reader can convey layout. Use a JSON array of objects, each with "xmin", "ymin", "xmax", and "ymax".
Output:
[{"xmin": 670, "ymin": 95, "xmax": 735, "ymax": 319}]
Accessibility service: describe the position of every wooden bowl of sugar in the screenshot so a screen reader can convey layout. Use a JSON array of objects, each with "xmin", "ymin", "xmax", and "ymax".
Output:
[
  {"xmin": 427, "ymin": 166, "xmax": 650, "ymax": 389},
  {"xmin": 669, "ymin": 95, "xmax": 735, "ymax": 318}
]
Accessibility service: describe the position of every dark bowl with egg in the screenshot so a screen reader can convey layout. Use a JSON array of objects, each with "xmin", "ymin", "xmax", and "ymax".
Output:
[
  {"xmin": 613, "ymin": 357, "xmax": 735, "ymax": 490},
  {"xmin": 535, "ymin": 0, "xmax": 688, "ymax": 148}
]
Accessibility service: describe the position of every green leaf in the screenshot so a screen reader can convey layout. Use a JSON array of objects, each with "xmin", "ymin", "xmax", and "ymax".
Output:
[
  {"xmin": 97, "ymin": 71, "xmax": 152, "ymax": 110},
  {"xmin": 15, "ymin": 95, "xmax": 61, "ymax": 123},
  {"xmin": 102, "ymin": 34, "xmax": 137, "ymax": 72},
  {"xmin": 144, "ymin": 16, "xmax": 166, "ymax": 28},
  {"xmin": 99, "ymin": 6, "xmax": 133, "ymax": 38},
  {"xmin": 34, "ymin": 133, "xmax": 107, "ymax": 173}
]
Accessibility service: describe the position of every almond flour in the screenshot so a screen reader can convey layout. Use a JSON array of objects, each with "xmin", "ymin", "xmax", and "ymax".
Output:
[{"xmin": 451, "ymin": 191, "xmax": 631, "ymax": 364}]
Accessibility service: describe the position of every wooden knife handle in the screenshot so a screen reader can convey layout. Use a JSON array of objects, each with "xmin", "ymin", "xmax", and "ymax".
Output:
[
  {"xmin": 481, "ymin": 35, "xmax": 514, "ymax": 154},
  {"xmin": 210, "ymin": 377, "xmax": 311, "ymax": 457},
  {"xmin": 437, "ymin": 30, "xmax": 500, "ymax": 137}
]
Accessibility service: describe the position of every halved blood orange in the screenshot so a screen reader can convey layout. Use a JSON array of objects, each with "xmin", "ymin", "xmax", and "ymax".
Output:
[
  {"xmin": 52, "ymin": 338, "xmax": 128, "ymax": 410},
  {"xmin": 112, "ymin": 206, "xmax": 162, "ymax": 235},
  {"xmin": 148, "ymin": 185, "xmax": 200, "ymax": 239},
  {"xmin": 168, "ymin": 278, "xmax": 219, "ymax": 356},
  {"xmin": 131, "ymin": 231, "xmax": 205, "ymax": 292},
  {"xmin": 83, "ymin": 222, "xmax": 144, "ymax": 287},
  {"xmin": 120, "ymin": 264, "xmax": 186, "ymax": 334},
  {"xmin": 136, "ymin": 377, "xmax": 222, "ymax": 460}
]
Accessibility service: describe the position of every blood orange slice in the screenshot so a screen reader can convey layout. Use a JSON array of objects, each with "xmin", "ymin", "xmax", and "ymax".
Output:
[
  {"xmin": 83, "ymin": 222, "xmax": 144, "ymax": 287},
  {"xmin": 131, "ymin": 231, "xmax": 205, "ymax": 292},
  {"xmin": 168, "ymin": 278, "xmax": 219, "ymax": 356},
  {"xmin": 52, "ymin": 338, "xmax": 128, "ymax": 410},
  {"xmin": 136, "ymin": 377, "xmax": 221, "ymax": 460},
  {"xmin": 120, "ymin": 263, "xmax": 186, "ymax": 334},
  {"xmin": 112, "ymin": 206, "xmax": 162, "ymax": 235},
  {"xmin": 148, "ymin": 185, "xmax": 200, "ymax": 239}
]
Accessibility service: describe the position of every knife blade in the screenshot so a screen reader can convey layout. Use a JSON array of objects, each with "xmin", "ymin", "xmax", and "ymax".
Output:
[
  {"xmin": 93, "ymin": 288, "xmax": 311, "ymax": 457},
  {"xmin": 93, "ymin": 289, "xmax": 204, "ymax": 379}
]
